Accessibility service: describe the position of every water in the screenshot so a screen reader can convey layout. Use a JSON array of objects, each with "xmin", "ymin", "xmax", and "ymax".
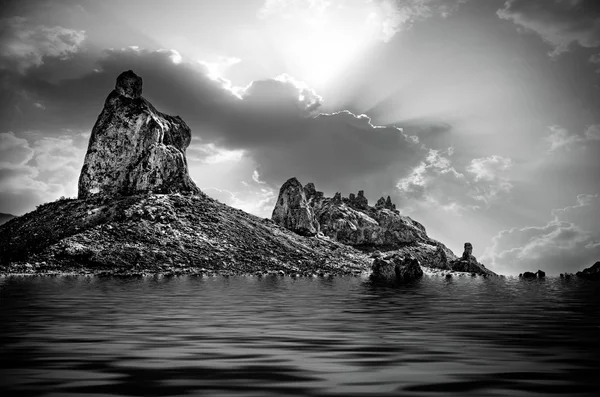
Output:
[{"xmin": 1, "ymin": 275, "xmax": 599, "ymax": 397}]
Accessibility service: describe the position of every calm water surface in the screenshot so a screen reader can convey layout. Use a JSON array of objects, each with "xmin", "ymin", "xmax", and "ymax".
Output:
[{"xmin": 1, "ymin": 274, "xmax": 599, "ymax": 396}]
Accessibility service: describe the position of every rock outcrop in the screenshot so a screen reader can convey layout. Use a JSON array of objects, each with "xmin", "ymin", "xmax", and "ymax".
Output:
[
  {"xmin": 371, "ymin": 253, "xmax": 423, "ymax": 283},
  {"xmin": 576, "ymin": 261, "xmax": 600, "ymax": 280},
  {"xmin": 78, "ymin": 70, "xmax": 199, "ymax": 199},
  {"xmin": 271, "ymin": 178, "xmax": 320, "ymax": 236},
  {"xmin": 271, "ymin": 178, "xmax": 496, "ymax": 276},
  {"xmin": 448, "ymin": 242, "xmax": 495, "ymax": 276}
]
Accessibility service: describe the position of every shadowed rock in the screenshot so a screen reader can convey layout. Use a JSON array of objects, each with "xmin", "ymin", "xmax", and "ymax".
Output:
[
  {"xmin": 371, "ymin": 253, "xmax": 423, "ymax": 283},
  {"xmin": 78, "ymin": 70, "xmax": 199, "ymax": 199},
  {"xmin": 271, "ymin": 177, "xmax": 320, "ymax": 236}
]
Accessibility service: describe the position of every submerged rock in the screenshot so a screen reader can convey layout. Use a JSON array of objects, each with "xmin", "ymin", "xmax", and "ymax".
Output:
[
  {"xmin": 78, "ymin": 70, "xmax": 199, "ymax": 199},
  {"xmin": 371, "ymin": 253, "xmax": 423, "ymax": 283}
]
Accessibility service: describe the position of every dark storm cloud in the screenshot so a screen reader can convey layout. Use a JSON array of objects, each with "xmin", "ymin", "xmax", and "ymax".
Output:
[
  {"xmin": 498, "ymin": 0, "xmax": 600, "ymax": 56},
  {"xmin": 1, "ymin": 47, "xmax": 426, "ymax": 204}
]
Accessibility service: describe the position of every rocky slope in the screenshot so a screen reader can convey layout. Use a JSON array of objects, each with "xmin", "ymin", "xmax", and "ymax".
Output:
[
  {"xmin": 272, "ymin": 178, "xmax": 497, "ymax": 276},
  {"xmin": 0, "ymin": 193, "xmax": 371, "ymax": 276}
]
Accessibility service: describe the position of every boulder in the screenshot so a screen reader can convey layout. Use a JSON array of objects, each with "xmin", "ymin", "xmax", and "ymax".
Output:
[
  {"xmin": 371, "ymin": 253, "xmax": 423, "ymax": 283},
  {"xmin": 576, "ymin": 261, "xmax": 600, "ymax": 280},
  {"xmin": 78, "ymin": 70, "xmax": 200, "ymax": 198},
  {"xmin": 536, "ymin": 269, "xmax": 546, "ymax": 278},
  {"xmin": 271, "ymin": 177, "xmax": 320, "ymax": 236}
]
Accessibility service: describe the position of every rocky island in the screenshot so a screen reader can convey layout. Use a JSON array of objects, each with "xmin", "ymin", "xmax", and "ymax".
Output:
[{"xmin": 0, "ymin": 70, "xmax": 497, "ymax": 279}]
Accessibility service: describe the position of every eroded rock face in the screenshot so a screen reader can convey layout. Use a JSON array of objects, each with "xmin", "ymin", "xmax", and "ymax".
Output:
[
  {"xmin": 271, "ymin": 177, "xmax": 320, "ymax": 236},
  {"xmin": 272, "ymin": 178, "xmax": 428, "ymax": 247},
  {"xmin": 78, "ymin": 70, "xmax": 200, "ymax": 199}
]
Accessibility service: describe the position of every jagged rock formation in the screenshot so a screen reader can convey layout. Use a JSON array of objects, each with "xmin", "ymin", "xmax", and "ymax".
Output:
[
  {"xmin": 576, "ymin": 261, "xmax": 600, "ymax": 280},
  {"xmin": 78, "ymin": 70, "xmax": 199, "ymax": 199},
  {"xmin": 271, "ymin": 178, "xmax": 320, "ymax": 236},
  {"xmin": 272, "ymin": 178, "xmax": 496, "ymax": 275},
  {"xmin": 371, "ymin": 253, "xmax": 423, "ymax": 283},
  {"xmin": 448, "ymin": 242, "xmax": 495, "ymax": 276}
]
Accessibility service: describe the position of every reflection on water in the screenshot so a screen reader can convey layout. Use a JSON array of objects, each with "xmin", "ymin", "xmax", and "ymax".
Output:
[{"xmin": 1, "ymin": 274, "xmax": 599, "ymax": 396}]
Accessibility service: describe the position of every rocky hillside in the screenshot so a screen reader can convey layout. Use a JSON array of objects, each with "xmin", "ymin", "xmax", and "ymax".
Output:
[
  {"xmin": 0, "ymin": 69, "xmax": 497, "ymax": 277},
  {"xmin": 271, "ymin": 177, "xmax": 497, "ymax": 276},
  {"xmin": 0, "ymin": 193, "xmax": 371, "ymax": 276}
]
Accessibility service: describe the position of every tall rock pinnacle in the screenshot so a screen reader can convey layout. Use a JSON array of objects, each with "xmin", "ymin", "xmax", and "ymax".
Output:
[{"xmin": 78, "ymin": 70, "xmax": 200, "ymax": 198}]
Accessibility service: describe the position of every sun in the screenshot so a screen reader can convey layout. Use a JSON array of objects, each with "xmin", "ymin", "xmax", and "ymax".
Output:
[{"xmin": 260, "ymin": 1, "xmax": 387, "ymax": 88}]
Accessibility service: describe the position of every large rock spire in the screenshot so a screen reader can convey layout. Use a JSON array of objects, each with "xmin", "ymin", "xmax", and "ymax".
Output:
[{"xmin": 78, "ymin": 70, "xmax": 199, "ymax": 198}]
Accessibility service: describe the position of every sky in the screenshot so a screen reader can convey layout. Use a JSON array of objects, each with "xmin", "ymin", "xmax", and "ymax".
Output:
[{"xmin": 0, "ymin": 0, "xmax": 599, "ymax": 275}]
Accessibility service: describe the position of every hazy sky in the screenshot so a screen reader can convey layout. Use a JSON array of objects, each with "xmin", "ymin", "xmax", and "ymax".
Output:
[{"xmin": 1, "ymin": 0, "xmax": 599, "ymax": 275}]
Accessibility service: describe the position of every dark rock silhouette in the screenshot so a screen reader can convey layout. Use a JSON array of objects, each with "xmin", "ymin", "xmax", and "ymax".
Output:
[
  {"xmin": 520, "ymin": 272, "xmax": 537, "ymax": 279},
  {"xmin": 371, "ymin": 253, "xmax": 423, "ymax": 283},
  {"xmin": 448, "ymin": 242, "xmax": 495, "ymax": 276},
  {"xmin": 576, "ymin": 261, "xmax": 600, "ymax": 280},
  {"xmin": 536, "ymin": 269, "xmax": 546, "ymax": 278},
  {"xmin": 78, "ymin": 70, "xmax": 199, "ymax": 199}
]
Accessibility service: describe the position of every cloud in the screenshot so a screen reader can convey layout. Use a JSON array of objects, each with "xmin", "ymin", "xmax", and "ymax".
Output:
[
  {"xmin": 258, "ymin": 0, "xmax": 467, "ymax": 42},
  {"xmin": 1, "ymin": 47, "xmax": 429, "ymax": 215},
  {"xmin": 546, "ymin": 124, "xmax": 600, "ymax": 151},
  {"xmin": 0, "ymin": 16, "xmax": 86, "ymax": 72},
  {"xmin": 483, "ymin": 193, "xmax": 600, "ymax": 275},
  {"xmin": 0, "ymin": 131, "xmax": 87, "ymax": 215},
  {"xmin": 497, "ymin": 0, "xmax": 600, "ymax": 57},
  {"xmin": 396, "ymin": 150, "xmax": 513, "ymax": 213}
]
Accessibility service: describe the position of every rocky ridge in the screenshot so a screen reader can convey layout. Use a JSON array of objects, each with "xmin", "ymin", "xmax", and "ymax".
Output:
[{"xmin": 272, "ymin": 178, "xmax": 496, "ymax": 276}]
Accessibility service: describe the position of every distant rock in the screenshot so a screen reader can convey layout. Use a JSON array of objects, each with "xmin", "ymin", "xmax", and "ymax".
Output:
[
  {"xmin": 448, "ymin": 242, "xmax": 495, "ymax": 276},
  {"xmin": 271, "ymin": 177, "xmax": 320, "ymax": 236},
  {"xmin": 576, "ymin": 261, "xmax": 600, "ymax": 280},
  {"xmin": 536, "ymin": 269, "xmax": 545, "ymax": 278},
  {"xmin": 371, "ymin": 253, "xmax": 423, "ymax": 283},
  {"xmin": 78, "ymin": 70, "xmax": 199, "ymax": 199}
]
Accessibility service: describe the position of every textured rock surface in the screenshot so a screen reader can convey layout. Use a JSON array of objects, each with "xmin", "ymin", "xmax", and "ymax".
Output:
[
  {"xmin": 448, "ymin": 242, "xmax": 495, "ymax": 276},
  {"xmin": 272, "ymin": 178, "xmax": 320, "ymax": 236},
  {"xmin": 78, "ymin": 70, "xmax": 199, "ymax": 199},
  {"xmin": 0, "ymin": 193, "xmax": 372, "ymax": 276},
  {"xmin": 371, "ymin": 253, "xmax": 423, "ymax": 283},
  {"xmin": 270, "ymin": 178, "xmax": 499, "ymax": 274},
  {"xmin": 576, "ymin": 261, "xmax": 600, "ymax": 280}
]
